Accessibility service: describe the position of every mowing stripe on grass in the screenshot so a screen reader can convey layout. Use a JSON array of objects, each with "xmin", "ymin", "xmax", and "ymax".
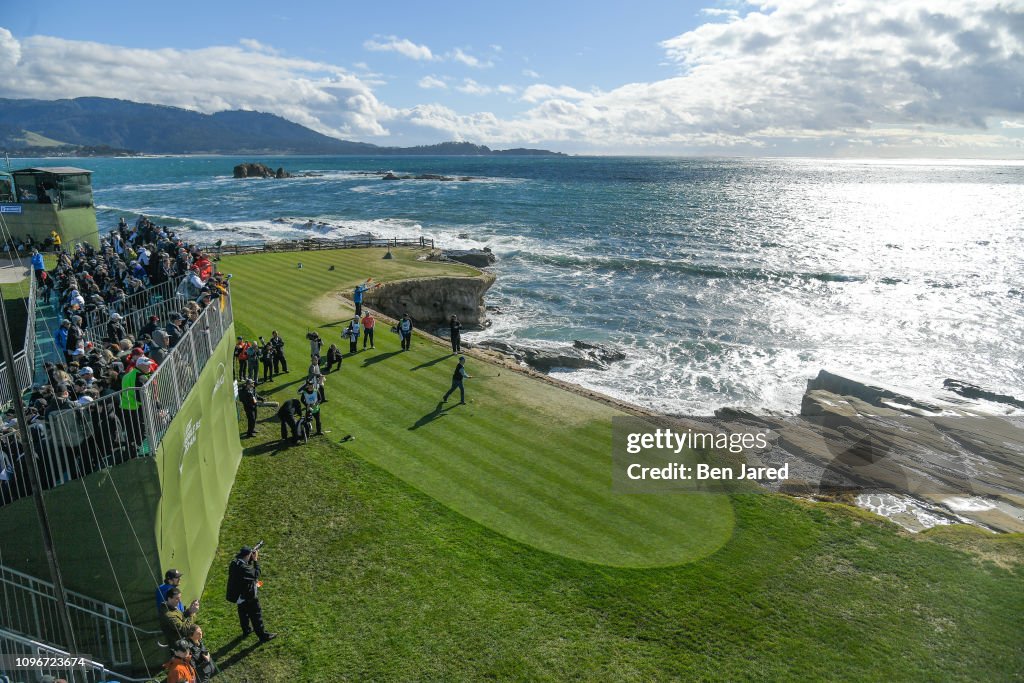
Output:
[{"xmin": 223, "ymin": 250, "xmax": 734, "ymax": 567}]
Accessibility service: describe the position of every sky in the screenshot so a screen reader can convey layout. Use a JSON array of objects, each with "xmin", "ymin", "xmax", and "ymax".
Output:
[{"xmin": 1, "ymin": 0, "xmax": 1022, "ymax": 156}]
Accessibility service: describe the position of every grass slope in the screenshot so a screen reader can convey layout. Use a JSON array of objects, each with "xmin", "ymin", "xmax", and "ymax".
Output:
[{"xmin": 196, "ymin": 249, "xmax": 1023, "ymax": 681}]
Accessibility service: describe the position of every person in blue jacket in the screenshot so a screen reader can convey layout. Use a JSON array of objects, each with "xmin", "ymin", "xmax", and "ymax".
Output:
[
  {"xmin": 30, "ymin": 249, "xmax": 46, "ymax": 287},
  {"xmin": 53, "ymin": 319, "xmax": 70, "ymax": 356},
  {"xmin": 353, "ymin": 282, "xmax": 369, "ymax": 317}
]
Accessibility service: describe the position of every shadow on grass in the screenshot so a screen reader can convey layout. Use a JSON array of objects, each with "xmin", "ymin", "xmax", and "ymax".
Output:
[
  {"xmin": 410, "ymin": 353, "xmax": 456, "ymax": 371},
  {"xmin": 242, "ymin": 439, "xmax": 292, "ymax": 457},
  {"xmin": 410, "ymin": 402, "xmax": 449, "ymax": 430},
  {"xmin": 362, "ymin": 350, "xmax": 403, "ymax": 367},
  {"xmin": 212, "ymin": 635, "xmax": 263, "ymax": 674}
]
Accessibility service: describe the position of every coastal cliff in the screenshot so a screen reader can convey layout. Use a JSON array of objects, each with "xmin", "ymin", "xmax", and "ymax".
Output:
[{"xmin": 364, "ymin": 272, "xmax": 496, "ymax": 328}]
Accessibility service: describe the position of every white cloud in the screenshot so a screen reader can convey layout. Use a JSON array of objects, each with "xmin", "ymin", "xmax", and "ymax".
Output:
[
  {"xmin": 397, "ymin": 0, "xmax": 1024, "ymax": 154},
  {"xmin": 522, "ymin": 69, "xmax": 541, "ymax": 79},
  {"xmin": 1001, "ymin": 119, "xmax": 1024, "ymax": 128},
  {"xmin": 418, "ymin": 76, "xmax": 448, "ymax": 90},
  {"xmin": 449, "ymin": 48, "xmax": 493, "ymax": 68},
  {"xmin": 363, "ymin": 35, "xmax": 435, "ymax": 61},
  {"xmin": 497, "ymin": 85, "xmax": 518, "ymax": 95},
  {"xmin": 699, "ymin": 8, "xmax": 740, "ymax": 21},
  {"xmin": 238, "ymin": 38, "xmax": 278, "ymax": 55},
  {"xmin": 0, "ymin": 28, "xmax": 394, "ymax": 137},
  {"xmin": 455, "ymin": 79, "xmax": 493, "ymax": 95},
  {"xmin": 520, "ymin": 84, "xmax": 593, "ymax": 104}
]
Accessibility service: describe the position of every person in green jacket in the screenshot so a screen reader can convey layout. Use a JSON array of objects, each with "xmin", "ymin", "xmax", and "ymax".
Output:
[
  {"xmin": 120, "ymin": 357, "xmax": 155, "ymax": 455},
  {"xmin": 158, "ymin": 586, "xmax": 199, "ymax": 646}
]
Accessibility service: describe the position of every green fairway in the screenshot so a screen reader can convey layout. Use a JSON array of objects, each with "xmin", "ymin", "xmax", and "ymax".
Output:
[
  {"xmin": 193, "ymin": 249, "xmax": 1023, "ymax": 681},
  {"xmin": 219, "ymin": 248, "xmax": 733, "ymax": 567}
]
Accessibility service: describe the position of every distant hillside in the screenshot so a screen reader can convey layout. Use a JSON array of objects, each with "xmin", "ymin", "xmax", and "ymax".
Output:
[{"xmin": 0, "ymin": 97, "xmax": 564, "ymax": 157}]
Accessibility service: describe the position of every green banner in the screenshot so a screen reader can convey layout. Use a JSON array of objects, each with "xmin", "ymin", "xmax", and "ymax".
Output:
[{"xmin": 155, "ymin": 324, "xmax": 243, "ymax": 602}]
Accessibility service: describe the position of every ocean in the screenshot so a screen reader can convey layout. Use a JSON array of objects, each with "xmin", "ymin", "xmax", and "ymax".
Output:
[{"xmin": 17, "ymin": 155, "xmax": 1024, "ymax": 415}]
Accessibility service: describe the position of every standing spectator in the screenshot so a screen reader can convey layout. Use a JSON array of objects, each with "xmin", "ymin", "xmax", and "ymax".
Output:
[
  {"xmin": 233, "ymin": 337, "xmax": 248, "ymax": 379},
  {"xmin": 226, "ymin": 545, "xmax": 276, "ymax": 642},
  {"xmin": 140, "ymin": 314, "xmax": 161, "ymax": 339},
  {"xmin": 270, "ymin": 330, "xmax": 287, "ymax": 374},
  {"xmin": 344, "ymin": 316, "xmax": 360, "ymax": 355},
  {"xmin": 183, "ymin": 624, "xmax": 216, "ymax": 683},
  {"xmin": 298, "ymin": 381, "xmax": 323, "ymax": 436},
  {"xmin": 163, "ymin": 639, "xmax": 198, "ymax": 683},
  {"xmin": 307, "ymin": 331, "xmax": 322, "ymax": 359},
  {"xmin": 260, "ymin": 341, "xmax": 274, "ymax": 383},
  {"xmin": 361, "ymin": 311, "xmax": 375, "ymax": 350},
  {"xmin": 307, "ymin": 357, "xmax": 326, "ymax": 402},
  {"xmin": 246, "ymin": 341, "xmax": 260, "ymax": 384},
  {"xmin": 156, "ymin": 569, "xmax": 185, "ymax": 614},
  {"xmin": 397, "ymin": 314, "xmax": 413, "ymax": 351},
  {"xmin": 165, "ymin": 313, "xmax": 186, "ymax": 347},
  {"xmin": 352, "ymin": 281, "xmax": 369, "ymax": 317},
  {"xmin": 239, "ymin": 378, "xmax": 259, "ymax": 438},
  {"xmin": 31, "ymin": 249, "xmax": 46, "ymax": 286},
  {"xmin": 54, "ymin": 319, "xmax": 70, "ymax": 358},
  {"xmin": 449, "ymin": 314, "xmax": 462, "ymax": 353},
  {"xmin": 120, "ymin": 357, "xmax": 155, "ymax": 454},
  {"xmin": 106, "ymin": 312, "xmax": 128, "ymax": 344},
  {"xmin": 158, "ymin": 587, "xmax": 198, "ymax": 645}
]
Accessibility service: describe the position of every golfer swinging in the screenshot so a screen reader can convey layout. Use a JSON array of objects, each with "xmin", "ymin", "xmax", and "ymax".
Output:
[{"xmin": 443, "ymin": 356, "xmax": 472, "ymax": 404}]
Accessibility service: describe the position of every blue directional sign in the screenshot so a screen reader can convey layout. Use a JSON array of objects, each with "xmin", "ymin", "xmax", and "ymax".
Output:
[{"xmin": 0, "ymin": 204, "xmax": 23, "ymax": 214}]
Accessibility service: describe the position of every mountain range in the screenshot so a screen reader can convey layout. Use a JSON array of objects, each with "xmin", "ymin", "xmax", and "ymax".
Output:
[{"xmin": 0, "ymin": 97, "xmax": 563, "ymax": 157}]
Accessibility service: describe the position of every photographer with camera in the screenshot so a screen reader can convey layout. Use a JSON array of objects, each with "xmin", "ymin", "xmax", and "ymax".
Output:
[{"xmin": 226, "ymin": 543, "xmax": 277, "ymax": 643}]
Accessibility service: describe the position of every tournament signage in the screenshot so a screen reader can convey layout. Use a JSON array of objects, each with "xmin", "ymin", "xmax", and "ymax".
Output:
[{"xmin": 0, "ymin": 204, "xmax": 23, "ymax": 214}]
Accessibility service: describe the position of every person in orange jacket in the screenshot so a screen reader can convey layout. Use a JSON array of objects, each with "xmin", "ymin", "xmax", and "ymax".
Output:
[{"xmin": 163, "ymin": 639, "xmax": 198, "ymax": 683}]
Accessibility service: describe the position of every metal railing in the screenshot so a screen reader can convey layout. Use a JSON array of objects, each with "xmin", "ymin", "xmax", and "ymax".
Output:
[
  {"xmin": 0, "ymin": 293, "xmax": 233, "ymax": 504},
  {"xmin": 71, "ymin": 279, "xmax": 179, "ymax": 332},
  {"xmin": 0, "ymin": 270, "xmax": 36, "ymax": 407},
  {"xmin": 0, "ymin": 627, "xmax": 155, "ymax": 682},
  {"xmin": 0, "ymin": 565, "xmax": 157, "ymax": 669},
  {"xmin": 213, "ymin": 235, "xmax": 434, "ymax": 256},
  {"xmin": 81, "ymin": 295, "xmax": 187, "ymax": 346}
]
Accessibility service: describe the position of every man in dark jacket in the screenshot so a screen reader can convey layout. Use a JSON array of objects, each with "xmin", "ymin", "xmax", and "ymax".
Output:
[
  {"xmin": 226, "ymin": 546, "xmax": 276, "ymax": 642},
  {"xmin": 276, "ymin": 398, "xmax": 302, "ymax": 442},
  {"xmin": 106, "ymin": 312, "xmax": 129, "ymax": 344},
  {"xmin": 239, "ymin": 379, "xmax": 260, "ymax": 438}
]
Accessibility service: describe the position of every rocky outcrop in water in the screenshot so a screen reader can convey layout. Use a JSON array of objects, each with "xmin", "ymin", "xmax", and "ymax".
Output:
[
  {"xmin": 713, "ymin": 370, "xmax": 1024, "ymax": 533},
  {"xmin": 943, "ymin": 379, "xmax": 1024, "ymax": 410},
  {"xmin": 445, "ymin": 248, "xmax": 496, "ymax": 268},
  {"xmin": 363, "ymin": 272, "xmax": 495, "ymax": 328},
  {"xmin": 234, "ymin": 163, "xmax": 290, "ymax": 179},
  {"xmin": 474, "ymin": 339, "xmax": 626, "ymax": 373}
]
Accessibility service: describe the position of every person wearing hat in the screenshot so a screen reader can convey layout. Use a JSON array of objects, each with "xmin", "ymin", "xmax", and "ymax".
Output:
[
  {"xmin": 238, "ymin": 378, "xmax": 261, "ymax": 438},
  {"xmin": 270, "ymin": 330, "xmax": 288, "ymax": 374},
  {"xmin": 226, "ymin": 545, "xmax": 276, "ymax": 642},
  {"xmin": 397, "ymin": 313, "xmax": 414, "ymax": 351},
  {"xmin": 150, "ymin": 329, "xmax": 171, "ymax": 364},
  {"xmin": 165, "ymin": 313, "xmax": 186, "ymax": 347},
  {"xmin": 140, "ymin": 314, "xmax": 161, "ymax": 339},
  {"xmin": 106, "ymin": 312, "xmax": 128, "ymax": 344},
  {"xmin": 78, "ymin": 366, "xmax": 96, "ymax": 388},
  {"xmin": 343, "ymin": 316, "xmax": 361, "ymax": 355},
  {"xmin": 162, "ymin": 638, "xmax": 198, "ymax": 683},
  {"xmin": 120, "ymin": 357, "xmax": 155, "ymax": 454},
  {"xmin": 156, "ymin": 569, "xmax": 187, "ymax": 614},
  {"xmin": 443, "ymin": 356, "xmax": 473, "ymax": 405},
  {"xmin": 449, "ymin": 314, "xmax": 462, "ymax": 353}
]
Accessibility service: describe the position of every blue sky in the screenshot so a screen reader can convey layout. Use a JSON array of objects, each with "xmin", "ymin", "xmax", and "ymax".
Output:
[{"xmin": 1, "ymin": 1, "xmax": 1023, "ymax": 156}]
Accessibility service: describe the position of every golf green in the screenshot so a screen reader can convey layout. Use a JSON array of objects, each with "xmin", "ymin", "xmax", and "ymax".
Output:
[{"xmin": 223, "ymin": 248, "xmax": 734, "ymax": 567}]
